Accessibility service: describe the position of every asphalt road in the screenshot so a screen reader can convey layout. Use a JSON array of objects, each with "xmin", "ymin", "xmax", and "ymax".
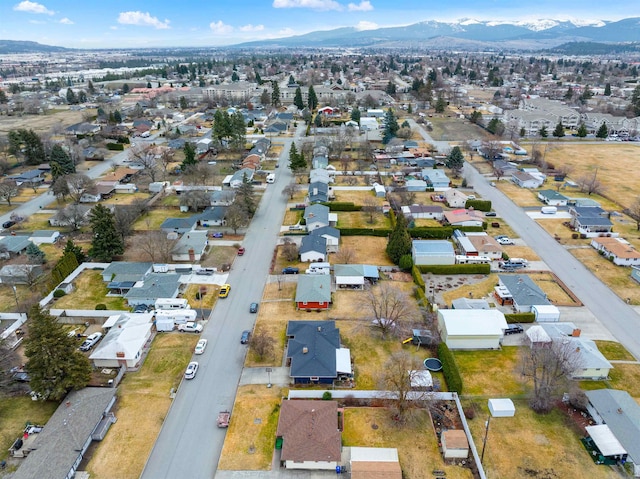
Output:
[
  {"xmin": 465, "ymin": 164, "xmax": 640, "ymax": 360},
  {"xmin": 140, "ymin": 128, "xmax": 301, "ymax": 479}
]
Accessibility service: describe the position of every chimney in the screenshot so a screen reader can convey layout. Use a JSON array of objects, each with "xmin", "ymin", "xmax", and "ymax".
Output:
[
  {"xmin": 572, "ymin": 328, "xmax": 581, "ymax": 337},
  {"xmin": 317, "ymin": 326, "xmax": 322, "ymax": 332},
  {"xmin": 302, "ymin": 347, "xmax": 309, "ymax": 354}
]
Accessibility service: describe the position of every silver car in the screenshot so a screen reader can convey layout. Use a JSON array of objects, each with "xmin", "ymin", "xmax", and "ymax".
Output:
[{"xmin": 185, "ymin": 361, "xmax": 199, "ymax": 380}]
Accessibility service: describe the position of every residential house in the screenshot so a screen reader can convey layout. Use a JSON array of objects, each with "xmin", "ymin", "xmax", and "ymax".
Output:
[
  {"xmin": 333, "ymin": 264, "xmax": 377, "ymax": 289},
  {"xmin": 350, "ymin": 448, "xmax": 402, "ymax": 479},
  {"xmin": 295, "ymin": 275, "xmax": 332, "ymax": 310},
  {"xmin": 304, "ymin": 204, "xmax": 331, "ymax": 231},
  {"xmin": 11, "ymin": 388, "xmax": 117, "ymax": 479},
  {"xmin": 79, "ymin": 191, "xmax": 102, "ymax": 203},
  {"xmin": 102, "ymin": 262, "xmax": 153, "ymax": 284},
  {"xmin": 443, "ymin": 209, "xmax": 485, "ymax": 227},
  {"xmin": 276, "ymin": 400, "xmax": 341, "ymax": 470},
  {"xmin": 28, "ymin": 230, "xmax": 60, "ymax": 245},
  {"xmin": 451, "ymin": 298, "xmax": 491, "ymax": 310},
  {"xmin": 172, "ymin": 231, "xmax": 208, "ymax": 262},
  {"xmin": 210, "ymin": 190, "xmax": 235, "ymax": 206},
  {"xmin": 401, "ymin": 204, "xmax": 444, "ymax": 221},
  {"xmin": 444, "ymin": 189, "xmax": 469, "ymax": 208},
  {"xmin": 0, "ymin": 236, "xmax": 33, "ymax": 257},
  {"xmin": 537, "ymin": 189, "xmax": 568, "ymax": 206},
  {"xmin": 300, "ymin": 235, "xmax": 328, "ymax": 262},
  {"xmin": 311, "ymin": 226, "xmax": 340, "ymax": 253},
  {"xmin": 285, "ymin": 320, "xmax": 350, "ymax": 382},
  {"xmin": 511, "ymin": 170, "xmax": 543, "ymax": 189},
  {"xmin": 9, "ymin": 169, "xmax": 45, "ymax": 187},
  {"xmin": 591, "ymin": 237, "xmax": 640, "ymax": 266},
  {"xmin": 124, "ymin": 273, "xmax": 182, "ymax": 307},
  {"xmin": 312, "ymin": 156, "xmax": 329, "ymax": 169},
  {"xmin": 412, "ymin": 240, "xmax": 456, "ymax": 266},
  {"xmin": 422, "ymin": 169, "xmax": 450, "ymax": 189},
  {"xmin": 89, "ymin": 313, "xmax": 154, "ymax": 368},
  {"xmin": 0, "ymin": 264, "xmax": 43, "ymax": 284},
  {"xmin": 405, "ymin": 179, "xmax": 428, "ymax": 192},
  {"xmin": 569, "ymin": 206, "xmax": 614, "ymax": 236},
  {"xmin": 229, "ymin": 168, "xmax": 255, "ymax": 188},
  {"xmin": 437, "ymin": 309, "xmax": 508, "ymax": 350},
  {"xmin": 585, "ymin": 389, "xmax": 640, "ymax": 476},
  {"xmin": 160, "ymin": 217, "xmax": 198, "ymax": 235},
  {"xmin": 372, "ymin": 182, "xmax": 386, "ymax": 198},
  {"xmin": 496, "ymin": 274, "xmax": 551, "ymax": 312},
  {"xmin": 454, "ymin": 231, "xmax": 503, "ymax": 259},
  {"xmin": 65, "ymin": 122, "xmax": 101, "ymax": 136},
  {"xmin": 197, "ymin": 207, "xmax": 227, "ymax": 227},
  {"xmin": 49, "ymin": 205, "xmax": 92, "ymax": 227},
  {"xmin": 310, "ymin": 168, "xmax": 333, "ymax": 185},
  {"xmin": 308, "ymin": 182, "xmax": 330, "ymax": 204}
]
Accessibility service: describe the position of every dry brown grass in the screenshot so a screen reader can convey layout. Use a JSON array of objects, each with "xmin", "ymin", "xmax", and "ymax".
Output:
[
  {"xmin": 427, "ymin": 115, "xmax": 491, "ymax": 142},
  {"xmin": 101, "ymin": 192, "xmax": 152, "ymax": 206},
  {"xmin": 332, "ymin": 189, "xmax": 382, "ymax": 205},
  {"xmin": 87, "ymin": 333, "xmax": 198, "ymax": 479},
  {"xmin": 0, "ymin": 108, "xmax": 92, "ymax": 136},
  {"xmin": 15, "ymin": 213, "xmax": 55, "ymax": 232},
  {"xmin": 343, "ymin": 408, "xmax": 473, "ymax": 479},
  {"xmin": 441, "ymin": 274, "xmax": 499, "ymax": 306},
  {"xmin": 182, "ymin": 283, "xmax": 218, "ymax": 310},
  {"xmin": 609, "ymin": 364, "xmax": 640, "ymax": 397},
  {"xmin": 262, "ymin": 282, "xmax": 297, "ymax": 301},
  {"xmin": 535, "ymin": 218, "xmax": 584, "ymax": 245},
  {"xmin": 502, "ymin": 245, "xmax": 540, "ymax": 261},
  {"xmin": 412, "ymin": 218, "xmax": 443, "ymax": 228},
  {"xmin": 528, "ymin": 272, "xmax": 576, "ymax": 305},
  {"xmin": 454, "ymin": 347, "xmax": 526, "ymax": 396},
  {"xmin": 218, "ymin": 385, "xmax": 285, "ymax": 470},
  {"xmin": 282, "ymin": 209, "xmax": 301, "ymax": 225},
  {"xmin": 495, "ymin": 181, "xmax": 540, "ymax": 207},
  {"xmin": 132, "ymin": 208, "xmax": 192, "ymax": 231},
  {"xmin": 466, "ymin": 399, "xmax": 619, "ymax": 479},
  {"xmin": 339, "ymin": 236, "xmax": 394, "ymax": 265},
  {"xmin": 337, "ymin": 211, "xmax": 391, "ymax": 229}
]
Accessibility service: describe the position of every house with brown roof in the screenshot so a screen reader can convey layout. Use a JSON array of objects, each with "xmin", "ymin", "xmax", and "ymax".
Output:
[
  {"xmin": 276, "ymin": 399, "xmax": 341, "ymax": 470},
  {"xmin": 350, "ymin": 447, "xmax": 402, "ymax": 479},
  {"xmin": 591, "ymin": 237, "xmax": 640, "ymax": 266},
  {"xmin": 443, "ymin": 209, "xmax": 485, "ymax": 227}
]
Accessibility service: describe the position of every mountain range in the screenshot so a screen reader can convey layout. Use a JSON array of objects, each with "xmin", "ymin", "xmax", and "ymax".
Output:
[{"xmin": 237, "ymin": 17, "xmax": 640, "ymax": 50}]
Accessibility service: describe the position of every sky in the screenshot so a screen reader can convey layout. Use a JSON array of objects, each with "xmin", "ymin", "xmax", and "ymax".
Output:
[{"xmin": 2, "ymin": 0, "xmax": 640, "ymax": 49}]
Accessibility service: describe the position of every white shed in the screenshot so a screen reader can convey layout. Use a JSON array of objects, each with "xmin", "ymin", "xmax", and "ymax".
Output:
[
  {"xmin": 532, "ymin": 304, "xmax": 560, "ymax": 322},
  {"xmin": 441, "ymin": 430, "xmax": 469, "ymax": 459},
  {"xmin": 438, "ymin": 309, "xmax": 508, "ymax": 350},
  {"xmin": 488, "ymin": 398, "xmax": 515, "ymax": 417},
  {"xmin": 372, "ymin": 183, "xmax": 386, "ymax": 198}
]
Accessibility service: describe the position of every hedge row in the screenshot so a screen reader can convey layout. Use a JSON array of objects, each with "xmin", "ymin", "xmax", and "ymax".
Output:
[
  {"xmin": 47, "ymin": 252, "xmax": 79, "ymax": 292},
  {"xmin": 504, "ymin": 312, "xmax": 536, "ymax": 324},
  {"xmin": 437, "ymin": 343, "xmax": 463, "ymax": 394},
  {"xmin": 414, "ymin": 286, "xmax": 429, "ymax": 309},
  {"xmin": 337, "ymin": 228, "xmax": 391, "ymax": 237},
  {"xmin": 106, "ymin": 143, "xmax": 125, "ymax": 151},
  {"xmin": 321, "ymin": 201, "xmax": 362, "ymax": 211},
  {"xmin": 417, "ymin": 264, "xmax": 491, "ymax": 275},
  {"xmin": 411, "ymin": 265, "xmax": 425, "ymax": 289},
  {"xmin": 388, "ymin": 208, "xmax": 397, "ymax": 228},
  {"xmin": 408, "ymin": 227, "xmax": 453, "ymax": 239},
  {"xmin": 465, "ymin": 199, "xmax": 492, "ymax": 211}
]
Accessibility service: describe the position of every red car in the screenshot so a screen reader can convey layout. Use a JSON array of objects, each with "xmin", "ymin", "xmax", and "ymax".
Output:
[{"xmin": 237, "ymin": 247, "xmax": 245, "ymax": 256}]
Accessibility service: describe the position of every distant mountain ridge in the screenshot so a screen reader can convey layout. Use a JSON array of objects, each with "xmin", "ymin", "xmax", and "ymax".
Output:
[
  {"xmin": 0, "ymin": 40, "xmax": 69, "ymax": 54},
  {"xmin": 236, "ymin": 17, "xmax": 640, "ymax": 50}
]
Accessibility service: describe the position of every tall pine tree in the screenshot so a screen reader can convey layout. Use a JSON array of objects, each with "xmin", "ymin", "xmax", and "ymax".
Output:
[
  {"xmin": 307, "ymin": 85, "xmax": 318, "ymax": 110},
  {"xmin": 386, "ymin": 213, "xmax": 412, "ymax": 265},
  {"xmin": 89, "ymin": 204, "xmax": 124, "ymax": 261},
  {"xmin": 293, "ymin": 87, "xmax": 304, "ymax": 110}
]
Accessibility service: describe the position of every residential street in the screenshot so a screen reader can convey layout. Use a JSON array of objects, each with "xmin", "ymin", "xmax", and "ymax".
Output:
[{"xmin": 140, "ymin": 127, "xmax": 302, "ymax": 479}]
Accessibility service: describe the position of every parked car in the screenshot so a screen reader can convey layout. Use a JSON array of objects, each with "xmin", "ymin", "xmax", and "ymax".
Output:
[
  {"xmin": 496, "ymin": 237, "xmax": 515, "ymax": 245},
  {"xmin": 237, "ymin": 247, "xmax": 245, "ymax": 256},
  {"xmin": 178, "ymin": 322, "xmax": 203, "ymax": 333},
  {"xmin": 485, "ymin": 211, "xmax": 497, "ymax": 217},
  {"xmin": 184, "ymin": 361, "xmax": 199, "ymax": 379},
  {"xmin": 240, "ymin": 330, "xmax": 251, "ymax": 344},
  {"xmin": 194, "ymin": 338, "xmax": 208, "ymax": 355},
  {"xmin": 79, "ymin": 332, "xmax": 103, "ymax": 351},
  {"xmin": 211, "ymin": 232, "xmax": 224, "ymax": 238},
  {"xmin": 196, "ymin": 268, "xmax": 214, "ymax": 276},
  {"xmin": 282, "ymin": 267, "xmax": 299, "ymax": 274},
  {"xmin": 505, "ymin": 324, "xmax": 524, "ymax": 335},
  {"xmin": 11, "ymin": 371, "xmax": 30, "ymax": 382},
  {"xmin": 2, "ymin": 220, "xmax": 15, "ymax": 229},
  {"xmin": 219, "ymin": 284, "xmax": 231, "ymax": 298},
  {"xmin": 249, "ymin": 302, "xmax": 259, "ymax": 313},
  {"xmin": 490, "ymin": 182, "xmax": 496, "ymax": 187},
  {"xmin": 133, "ymin": 304, "xmax": 149, "ymax": 313}
]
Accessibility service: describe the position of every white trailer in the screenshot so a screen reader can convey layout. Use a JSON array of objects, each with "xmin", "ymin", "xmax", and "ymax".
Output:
[
  {"xmin": 154, "ymin": 298, "xmax": 190, "ymax": 310},
  {"xmin": 541, "ymin": 206, "xmax": 557, "ymax": 214},
  {"xmin": 154, "ymin": 309, "xmax": 197, "ymax": 326}
]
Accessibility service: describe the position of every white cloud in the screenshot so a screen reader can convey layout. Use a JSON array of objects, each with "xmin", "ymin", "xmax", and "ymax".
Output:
[
  {"xmin": 278, "ymin": 27, "xmax": 295, "ymax": 35},
  {"xmin": 209, "ymin": 21, "xmax": 234, "ymax": 35},
  {"xmin": 355, "ymin": 20, "xmax": 378, "ymax": 30},
  {"xmin": 59, "ymin": 17, "xmax": 73, "ymax": 25},
  {"xmin": 348, "ymin": 1, "xmax": 373, "ymax": 12},
  {"xmin": 13, "ymin": 1, "xmax": 54, "ymax": 15},
  {"xmin": 273, "ymin": 0, "xmax": 342, "ymax": 11},
  {"xmin": 117, "ymin": 11, "xmax": 170, "ymax": 30},
  {"xmin": 239, "ymin": 24, "xmax": 265, "ymax": 32}
]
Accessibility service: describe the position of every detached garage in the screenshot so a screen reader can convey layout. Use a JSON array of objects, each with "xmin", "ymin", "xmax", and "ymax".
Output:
[
  {"xmin": 532, "ymin": 304, "xmax": 560, "ymax": 322},
  {"xmin": 438, "ymin": 309, "xmax": 508, "ymax": 350},
  {"xmin": 412, "ymin": 240, "xmax": 455, "ymax": 266}
]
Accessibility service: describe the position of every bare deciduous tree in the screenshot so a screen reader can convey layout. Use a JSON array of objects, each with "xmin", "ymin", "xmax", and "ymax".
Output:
[
  {"xmin": 282, "ymin": 182, "xmax": 299, "ymax": 200},
  {"xmin": 334, "ymin": 247, "xmax": 356, "ymax": 264},
  {"xmin": 113, "ymin": 205, "xmax": 141, "ymax": 241},
  {"xmin": 625, "ymin": 196, "xmax": 640, "ymax": 231},
  {"xmin": 249, "ymin": 330, "xmax": 274, "ymax": 362},
  {"xmin": 225, "ymin": 202, "xmax": 249, "ymax": 234},
  {"xmin": 136, "ymin": 231, "xmax": 177, "ymax": 263},
  {"xmin": 128, "ymin": 145, "xmax": 159, "ymax": 182},
  {"xmin": 0, "ymin": 181, "xmax": 19, "ymax": 206},
  {"xmin": 362, "ymin": 196, "xmax": 379, "ymax": 224},
  {"xmin": 360, "ymin": 283, "xmax": 417, "ymax": 338},
  {"xmin": 54, "ymin": 204, "xmax": 88, "ymax": 231},
  {"xmin": 281, "ymin": 238, "xmax": 299, "ymax": 262},
  {"xmin": 179, "ymin": 190, "xmax": 210, "ymax": 212},
  {"xmin": 577, "ymin": 167, "xmax": 603, "ymax": 196},
  {"xmin": 66, "ymin": 174, "xmax": 95, "ymax": 204}
]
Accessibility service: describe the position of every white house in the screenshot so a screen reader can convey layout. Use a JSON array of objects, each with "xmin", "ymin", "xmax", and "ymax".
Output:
[
  {"xmin": 511, "ymin": 171, "xmax": 543, "ymax": 189},
  {"xmin": 444, "ymin": 189, "xmax": 469, "ymax": 208},
  {"xmin": 591, "ymin": 237, "xmax": 640, "ymax": 266},
  {"xmin": 28, "ymin": 230, "xmax": 61, "ymax": 245},
  {"xmin": 401, "ymin": 204, "xmax": 444, "ymax": 221},
  {"xmin": 438, "ymin": 309, "xmax": 508, "ymax": 350},
  {"xmin": 89, "ymin": 313, "xmax": 154, "ymax": 368}
]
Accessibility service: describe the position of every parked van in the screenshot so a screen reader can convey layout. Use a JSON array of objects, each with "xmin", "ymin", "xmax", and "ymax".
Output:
[
  {"xmin": 140, "ymin": 131, "xmax": 151, "ymax": 138},
  {"xmin": 541, "ymin": 206, "xmax": 557, "ymax": 214},
  {"xmin": 266, "ymin": 173, "xmax": 276, "ymax": 184}
]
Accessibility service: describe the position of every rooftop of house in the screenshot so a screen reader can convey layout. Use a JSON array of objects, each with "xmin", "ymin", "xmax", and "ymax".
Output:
[
  {"xmin": 295, "ymin": 274, "xmax": 332, "ymax": 303},
  {"xmin": 498, "ymin": 274, "xmax": 551, "ymax": 307}
]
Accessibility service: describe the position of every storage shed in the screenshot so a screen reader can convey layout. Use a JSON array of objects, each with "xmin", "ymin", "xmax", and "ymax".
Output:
[
  {"xmin": 532, "ymin": 304, "xmax": 560, "ymax": 322},
  {"xmin": 441, "ymin": 430, "xmax": 469, "ymax": 459},
  {"xmin": 438, "ymin": 309, "xmax": 508, "ymax": 350},
  {"xmin": 488, "ymin": 398, "xmax": 515, "ymax": 417},
  {"xmin": 412, "ymin": 240, "xmax": 455, "ymax": 266}
]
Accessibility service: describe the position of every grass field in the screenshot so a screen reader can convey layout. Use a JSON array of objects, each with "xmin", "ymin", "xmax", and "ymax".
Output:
[
  {"xmin": 427, "ymin": 115, "xmax": 492, "ymax": 142},
  {"xmin": 0, "ymin": 108, "xmax": 92, "ymax": 136},
  {"xmin": 595, "ymin": 340, "xmax": 636, "ymax": 361},
  {"xmin": 332, "ymin": 189, "xmax": 384, "ymax": 205},
  {"xmin": 454, "ymin": 347, "xmax": 526, "ymax": 396},
  {"xmin": 337, "ymin": 211, "xmax": 391, "ymax": 229},
  {"xmin": 339, "ymin": 236, "xmax": 395, "ymax": 265},
  {"xmin": 54, "ymin": 270, "xmax": 127, "ymax": 310},
  {"xmin": 132, "ymin": 208, "xmax": 192, "ymax": 231},
  {"xmin": 182, "ymin": 283, "xmax": 219, "ymax": 310}
]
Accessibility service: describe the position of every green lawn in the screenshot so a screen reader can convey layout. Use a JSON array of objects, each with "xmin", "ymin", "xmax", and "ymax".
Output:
[
  {"xmin": 132, "ymin": 209, "xmax": 192, "ymax": 231},
  {"xmin": 54, "ymin": 270, "xmax": 127, "ymax": 310},
  {"xmin": 453, "ymin": 347, "xmax": 526, "ymax": 396},
  {"xmin": 336, "ymin": 211, "xmax": 391, "ymax": 229},
  {"xmin": 594, "ymin": 340, "xmax": 636, "ymax": 361}
]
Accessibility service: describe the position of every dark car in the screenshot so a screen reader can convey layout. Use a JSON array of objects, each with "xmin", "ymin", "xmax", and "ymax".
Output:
[
  {"xmin": 249, "ymin": 302, "xmax": 259, "ymax": 313},
  {"xmin": 2, "ymin": 220, "xmax": 15, "ymax": 229},
  {"xmin": 485, "ymin": 211, "xmax": 497, "ymax": 217},
  {"xmin": 11, "ymin": 372, "xmax": 30, "ymax": 382},
  {"xmin": 241, "ymin": 330, "xmax": 251, "ymax": 344},
  {"xmin": 211, "ymin": 232, "xmax": 224, "ymax": 238},
  {"xmin": 505, "ymin": 324, "xmax": 524, "ymax": 335},
  {"xmin": 282, "ymin": 267, "xmax": 299, "ymax": 274}
]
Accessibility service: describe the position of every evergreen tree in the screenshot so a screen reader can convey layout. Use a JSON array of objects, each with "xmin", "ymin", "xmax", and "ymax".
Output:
[
  {"xmin": 89, "ymin": 204, "xmax": 124, "ymax": 261},
  {"xmin": 26, "ymin": 242, "xmax": 46, "ymax": 264},
  {"xmin": 66, "ymin": 88, "xmax": 77, "ymax": 105},
  {"xmin": 8, "ymin": 129, "xmax": 45, "ymax": 165},
  {"xmin": 24, "ymin": 305, "xmax": 91, "ymax": 401},
  {"xmin": 564, "ymin": 86, "xmax": 573, "ymax": 100},
  {"xmin": 255, "ymin": 71, "xmax": 262, "ymax": 85},
  {"xmin": 293, "ymin": 87, "xmax": 304, "ymax": 110},
  {"xmin": 288, "ymin": 142, "xmax": 307, "ymax": 173},
  {"xmin": 231, "ymin": 111, "xmax": 246, "ymax": 149},
  {"xmin": 596, "ymin": 122, "xmax": 608, "ymax": 139},
  {"xmin": 307, "ymin": 85, "xmax": 318, "ymax": 110},
  {"xmin": 113, "ymin": 110, "xmax": 122, "ymax": 123},
  {"xmin": 539, "ymin": 125, "xmax": 548, "ymax": 138},
  {"xmin": 631, "ymin": 85, "xmax": 640, "ymax": 116},
  {"xmin": 49, "ymin": 144, "xmax": 75, "ymax": 178},
  {"xmin": 383, "ymin": 108, "xmax": 399, "ymax": 144},
  {"xmin": 63, "ymin": 239, "xmax": 86, "ymax": 264},
  {"xmin": 182, "ymin": 142, "xmax": 197, "ymax": 169},
  {"xmin": 386, "ymin": 214, "xmax": 412, "ymax": 265},
  {"xmin": 487, "ymin": 118, "xmax": 505, "ymax": 136},
  {"xmin": 271, "ymin": 81, "xmax": 280, "ymax": 107},
  {"xmin": 446, "ymin": 146, "xmax": 465, "ymax": 176},
  {"xmin": 122, "ymin": 83, "xmax": 130, "ymax": 94},
  {"xmin": 520, "ymin": 127, "xmax": 526, "ymax": 137},
  {"xmin": 212, "ymin": 109, "xmax": 232, "ymax": 146},
  {"xmin": 604, "ymin": 83, "xmax": 611, "ymax": 96},
  {"xmin": 0, "ymin": 90, "xmax": 7, "ymax": 104},
  {"xmin": 87, "ymin": 80, "xmax": 95, "ymax": 94},
  {"xmin": 350, "ymin": 107, "xmax": 361, "ymax": 124},
  {"xmin": 236, "ymin": 173, "xmax": 257, "ymax": 217},
  {"xmin": 577, "ymin": 123, "xmax": 588, "ymax": 138},
  {"xmin": 434, "ymin": 92, "xmax": 447, "ymax": 113},
  {"xmin": 407, "ymin": 104, "xmax": 412, "ymax": 114},
  {"xmin": 470, "ymin": 110, "xmax": 482, "ymax": 124},
  {"xmin": 552, "ymin": 121, "xmax": 565, "ymax": 138}
]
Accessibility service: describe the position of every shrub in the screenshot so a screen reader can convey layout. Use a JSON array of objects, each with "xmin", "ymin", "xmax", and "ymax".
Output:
[
  {"xmin": 411, "ymin": 265, "xmax": 425, "ymax": 288},
  {"xmin": 464, "ymin": 407, "xmax": 476, "ymax": 420},
  {"xmin": 504, "ymin": 312, "xmax": 535, "ymax": 324},
  {"xmin": 321, "ymin": 201, "xmax": 362, "ymax": 211},
  {"xmin": 95, "ymin": 304, "xmax": 107, "ymax": 310},
  {"xmin": 399, "ymin": 254, "xmax": 413, "ymax": 271},
  {"xmin": 437, "ymin": 343, "xmax": 463, "ymax": 394},
  {"xmin": 417, "ymin": 264, "xmax": 490, "ymax": 275},
  {"xmin": 414, "ymin": 286, "xmax": 429, "ymax": 309},
  {"xmin": 337, "ymin": 228, "xmax": 391, "ymax": 236},
  {"xmin": 408, "ymin": 227, "xmax": 453, "ymax": 239},
  {"xmin": 322, "ymin": 391, "xmax": 332, "ymax": 400},
  {"xmin": 106, "ymin": 143, "xmax": 125, "ymax": 151},
  {"xmin": 465, "ymin": 199, "xmax": 492, "ymax": 211},
  {"xmin": 53, "ymin": 289, "xmax": 66, "ymax": 298}
]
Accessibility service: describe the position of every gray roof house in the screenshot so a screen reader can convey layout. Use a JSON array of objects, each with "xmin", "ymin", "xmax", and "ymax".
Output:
[
  {"xmin": 304, "ymin": 204, "xmax": 330, "ymax": 231},
  {"xmin": 160, "ymin": 216, "xmax": 199, "ymax": 234},
  {"xmin": 497, "ymin": 274, "xmax": 551, "ymax": 312},
  {"xmin": 309, "ymin": 168, "xmax": 332, "ymax": 184},
  {"xmin": 0, "ymin": 264, "xmax": 43, "ymax": 285},
  {"xmin": 312, "ymin": 156, "xmax": 329, "ymax": 169},
  {"xmin": 0, "ymin": 236, "xmax": 33, "ymax": 256},
  {"xmin": 28, "ymin": 230, "xmax": 61, "ymax": 245},
  {"xmin": 12, "ymin": 387, "xmax": 117, "ymax": 479},
  {"xmin": 171, "ymin": 231, "xmax": 208, "ymax": 262},
  {"xmin": 311, "ymin": 226, "xmax": 340, "ymax": 253},
  {"xmin": 286, "ymin": 320, "xmax": 349, "ymax": 384},
  {"xmin": 210, "ymin": 190, "xmax": 235, "ymax": 206},
  {"xmin": 197, "ymin": 207, "xmax": 227, "ymax": 227},
  {"xmin": 295, "ymin": 274, "xmax": 332, "ymax": 309},
  {"xmin": 102, "ymin": 262, "xmax": 153, "ymax": 284},
  {"xmin": 229, "ymin": 168, "xmax": 255, "ymax": 188},
  {"xmin": 308, "ymin": 181, "xmax": 329, "ymax": 204},
  {"xmin": 537, "ymin": 189, "xmax": 568, "ymax": 206},
  {"xmin": 9, "ymin": 169, "xmax": 45, "ymax": 186},
  {"xmin": 569, "ymin": 206, "xmax": 613, "ymax": 234},
  {"xmin": 124, "ymin": 273, "xmax": 182, "ymax": 307},
  {"xmin": 585, "ymin": 389, "xmax": 640, "ymax": 475},
  {"xmin": 300, "ymin": 234, "xmax": 327, "ymax": 262}
]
